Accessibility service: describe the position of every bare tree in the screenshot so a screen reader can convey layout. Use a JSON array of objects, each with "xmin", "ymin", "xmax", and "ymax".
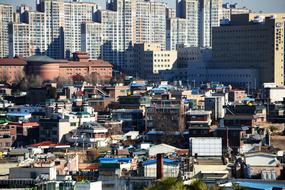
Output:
[
  {"xmin": 1, "ymin": 72, "xmax": 11, "ymax": 83},
  {"xmin": 27, "ymin": 75, "xmax": 43, "ymax": 88},
  {"xmin": 55, "ymin": 76, "xmax": 73, "ymax": 88},
  {"xmin": 14, "ymin": 70, "xmax": 25, "ymax": 84},
  {"xmin": 85, "ymin": 72, "xmax": 100, "ymax": 86}
]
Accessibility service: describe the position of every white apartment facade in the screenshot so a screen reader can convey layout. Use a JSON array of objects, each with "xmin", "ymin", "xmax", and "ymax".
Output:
[
  {"xmin": 0, "ymin": 4, "xmax": 13, "ymax": 58},
  {"xmin": 166, "ymin": 18, "xmax": 188, "ymax": 50},
  {"xmin": 64, "ymin": 1, "xmax": 98, "ymax": 59},
  {"xmin": 81, "ymin": 22, "xmax": 102, "ymax": 60},
  {"xmin": 8, "ymin": 23, "xmax": 30, "ymax": 58}
]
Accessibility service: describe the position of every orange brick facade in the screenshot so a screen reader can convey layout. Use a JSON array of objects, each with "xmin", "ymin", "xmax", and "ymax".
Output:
[{"xmin": 0, "ymin": 52, "xmax": 112, "ymax": 83}]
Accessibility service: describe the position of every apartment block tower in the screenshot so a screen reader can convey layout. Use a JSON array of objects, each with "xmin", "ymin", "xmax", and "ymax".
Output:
[
  {"xmin": 97, "ymin": 10, "xmax": 118, "ymax": 67},
  {"xmin": 8, "ymin": 23, "xmax": 30, "ymax": 58},
  {"xmin": 149, "ymin": 1, "xmax": 167, "ymax": 50},
  {"xmin": 177, "ymin": 0, "xmax": 199, "ymax": 47},
  {"xmin": 177, "ymin": 0, "xmax": 222, "ymax": 47},
  {"xmin": 211, "ymin": 13, "xmax": 285, "ymax": 86},
  {"xmin": 23, "ymin": 11, "xmax": 46, "ymax": 56},
  {"xmin": 199, "ymin": 0, "xmax": 222, "ymax": 47},
  {"xmin": 81, "ymin": 22, "xmax": 102, "ymax": 60},
  {"xmin": 0, "ymin": 4, "xmax": 13, "ymax": 58},
  {"xmin": 64, "ymin": 1, "xmax": 98, "ymax": 59},
  {"xmin": 166, "ymin": 18, "xmax": 188, "ymax": 50},
  {"xmin": 37, "ymin": 0, "xmax": 65, "ymax": 59}
]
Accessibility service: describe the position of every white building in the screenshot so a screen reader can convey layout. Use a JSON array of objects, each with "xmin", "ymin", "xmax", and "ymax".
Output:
[
  {"xmin": 64, "ymin": 1, "xmax": 98, "ymax": 59},
  {"xmin": 150, "ymin": 1, "xmax": 167, "ymax": 50},
  {"xmin": 135, "ymin": 0, "xmax": 151, "ymax": 44},
  {"xmin": 0, "ymin": 4, "xmax": 13, "ymax": 58},
  {"xmin": 8, "ymin": 23, "xmax": 30, "ymax": 58},
  {"xmin": 149, "ymin": 143, "xmax": 180, "ymax": 157},
  {"xmin": 166, "ymin": 18, "xmax": 188, "ymax": 50},
  {"xmin": 98, "ymin": 10, "xmax": 119, "ymax": 67},
  {"xmin": 177, "ymin": 0, "xmax": 222, "ymax": 47},
  {"xmin": 37, "ymin": 0, "xmax": 65, "ymax": 59},
  {"xmin": 199, "ymin": 0, "xmax": 222, "ymax": 47},
  {"xmin": 81, "ymin": 22, "xmax": 102, "ymax": 60},
  {"xmin": 23, "ymin": 11, "xmax": 46, "ymax": 56},
  {"xmin": 189, "ymin": 137, "xmax": 222, "ymax": 156},
  {"xmin": 177, "ymin": 0, "xmax": 199, "ymax": 47}
]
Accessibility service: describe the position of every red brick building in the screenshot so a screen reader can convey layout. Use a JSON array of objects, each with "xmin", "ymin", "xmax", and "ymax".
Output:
[
  {"xmin": 0, "ymin": 52, "xmax": 112, "ymax": 83},
  {"xmin": 0, "ymin": 57, "xmax": 26, "ymax": 83}
]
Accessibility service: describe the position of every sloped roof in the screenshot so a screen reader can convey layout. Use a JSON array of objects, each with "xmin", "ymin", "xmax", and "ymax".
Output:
[{"xmin": 27, "ymin": 55, "xmax": 67, "ymax": 63}]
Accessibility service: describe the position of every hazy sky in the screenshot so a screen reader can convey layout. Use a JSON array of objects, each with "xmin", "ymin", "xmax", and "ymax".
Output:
[{"xmin": 1, "ymin": 0, "xmax": 285, "ymax": 12}]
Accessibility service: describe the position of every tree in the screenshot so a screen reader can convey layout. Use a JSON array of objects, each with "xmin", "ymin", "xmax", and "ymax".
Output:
[
  {"xmin": 185, "ymin": 180, "xmax": 208, "ymax": 190},
  {"xmin": 14, "ymin": 70, "xmax": 25, "ymax": 84},
  {"xmin": 232, "ymin": 184, "xmax": 246, "ymax": 190},
  {"xmin": 85, "ymin": 72, "xmax": 100, "ymax": 86},
  {"xmin": 1, "ymin": 72, "xmax": 11, "ymax": 83},
  {"xmin": 145, "ymin": 178, "xmax": 185, "ymax": 190},
  {"xmin": 55, "ymin": 76, "xmax": 73, "ymax": 88},
  {"xmin": 72, "ymin": 74, "xmax": 85, "ymax": 83},
  {"xmin": 27, "ymin": 75, "xmax": 43, "ymax": 88}
]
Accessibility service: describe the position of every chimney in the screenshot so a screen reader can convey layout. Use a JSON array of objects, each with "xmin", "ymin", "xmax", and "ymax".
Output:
[{"xmin": 156, "ymin": 153, "xmax": 164, "ymax": 179}]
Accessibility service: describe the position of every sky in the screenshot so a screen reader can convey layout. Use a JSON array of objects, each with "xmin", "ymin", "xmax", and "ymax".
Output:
[{"xmin": 1, "ymin": 0, "xmax": 285, "ymax": 13}]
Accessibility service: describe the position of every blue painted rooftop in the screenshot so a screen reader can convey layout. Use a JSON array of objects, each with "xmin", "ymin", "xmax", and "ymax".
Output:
[
  {"xmin": 130, "ymin": 83, "xmax": 145, "ymax": 87},
  {"xmin": 99, "ymin": 157, "xmax": 132, "ymax": 163},
  {"xmin": 143, "ymin": 159, "xmax": 179, "ymax": 166},
  {"xmin": 237, "ymin": 181, "xmax": 285, "ymax": 190}
]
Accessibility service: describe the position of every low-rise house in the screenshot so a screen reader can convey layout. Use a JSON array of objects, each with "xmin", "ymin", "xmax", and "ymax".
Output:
[
  {"xmin": 185, "ymin": 110, "xmax": 212, "ymax": 137},
  {"xmin": 149, "ymin": 143, "xmax": 181, "ymax": 157},
  {"xmin": 190, "ymin": 158, "xmax": 229, "ymax": 182},
  {"xmin": 9, "ymin": 160, "xmax": 57, "ymax": 180},
  {"xmin": 111, "ymin": 109, "xmax": 145, "ymax": 133},
  {"xmin": 39, "ymin": 118, "xmax": 75, "ymax": 143},
  {"xmin": 143, "ymin": 159, "xmax": 180, "ymax": 178},
  {"xmin": 228, "ymin": 89, "xmax": 247, "ymax": 103},
  {"xmin": 66, "ymin": 122, "xmax": 108, "ymax": 148},
  {"xmin": 244, "ymin": 152, "xmax": 282, "ymax": 180}
]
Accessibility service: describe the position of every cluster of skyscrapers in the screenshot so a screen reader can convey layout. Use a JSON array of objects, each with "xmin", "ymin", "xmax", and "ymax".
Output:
[{"xmin": 1, "ymin": 0, "xmax": 224, "ymax": 67}]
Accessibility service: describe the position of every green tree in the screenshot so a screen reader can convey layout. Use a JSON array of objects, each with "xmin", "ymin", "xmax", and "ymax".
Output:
[
  {"xmin": 185, "ymin": 180, "xmax": 208, "ymax": 190},
  {"xmin": 145, "ymin": 178, "xmax": 185, "ymax": 190},
  {"xmin": 232, "ymin": 184, "xmax": 246, "ymax": 190}
]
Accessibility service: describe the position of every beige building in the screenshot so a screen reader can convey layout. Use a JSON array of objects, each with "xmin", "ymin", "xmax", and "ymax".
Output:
[
  {"xmin": 211, "ymin": 13, "xmax": 285, "ymax": 86},
  {"xmin": 125, "ymin": 43, "xmax": 177, "ymax": 80}
]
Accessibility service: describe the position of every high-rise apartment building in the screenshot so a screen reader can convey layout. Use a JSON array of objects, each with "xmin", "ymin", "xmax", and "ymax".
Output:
[
  {"xmin": 0, "ymin": 4, "xmax": 13, "ymax": 58},
  {"xmin": 64, "ymin": 1, "xmax": 98, "ymax": 59},
  {"xmin": 177, "ymin": 0, "xmax": 199, "ymax": 47},
  {"xmin": 22, "ymin": 11, "xmax": 46, "ymax": 56},
  {"xmin": 199, "ymin": 0, "xmax": 222, "ymax": 47},
  {"xmin": 211, "ymin": 13, "xmax": 285, "ymax": 86},
  {"xmin": 150, "ymin": 1, "xmax": 167, "ymax": 50},
  {"xmin": 37, "ymin": 0, "xmax": 65, "ymax": 59},
  {"xmin": 81, "ymin": 22, "xmax": 102, "ymax": 60},
  {"xmin": 98, "ymin": 10, "xmax": 119, "ymax": 67},
  {"xmin": 8, "ymin": 23, "xmax": 30, "ymax": 58},
  {"xmin": 135, "ymin": 0, "xmax": 151, "ymax": 44},
  {"xmin": 166, "ymin": 7, "xmax": 176, "ymax": 19},
  {"xmin": 166, "ymin": 18, "xmax": 188, "ymax": 50},
  {"xmin": 177, "ymin": 0, "xmax": 222, "ymax": 47},
  {"xmin": 106, "ymin": 0, "xmax": 136, "ymax": 68}
]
